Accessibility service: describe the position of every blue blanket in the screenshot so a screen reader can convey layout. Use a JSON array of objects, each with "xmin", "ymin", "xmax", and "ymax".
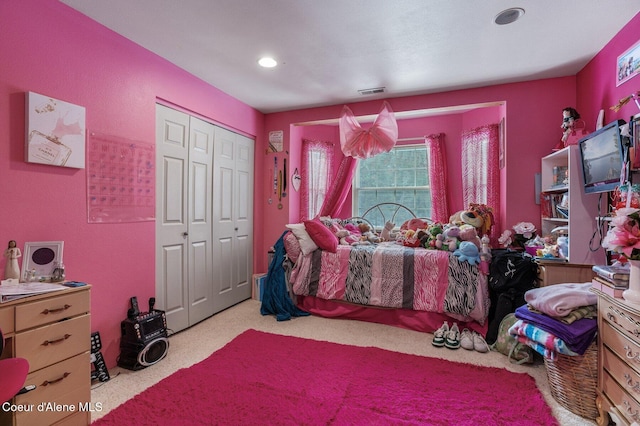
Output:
[{"xmin": 260, "ymin": 232, "xmax": 310, "ymax": 321}]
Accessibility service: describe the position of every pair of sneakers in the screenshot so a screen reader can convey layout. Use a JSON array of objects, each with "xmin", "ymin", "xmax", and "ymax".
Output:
[
  {"xmin": 460, "ymin": 328, "xmax": 490, "ymax": 353},
  {"xmin": 432, "ymin": 322, "xmax": 461, "ymax": 350}
]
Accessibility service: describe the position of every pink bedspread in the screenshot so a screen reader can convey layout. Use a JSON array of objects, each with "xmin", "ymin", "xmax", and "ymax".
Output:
[{"xmin": 290, "ymin": 242, "xmax": 489, "ymax": 325}]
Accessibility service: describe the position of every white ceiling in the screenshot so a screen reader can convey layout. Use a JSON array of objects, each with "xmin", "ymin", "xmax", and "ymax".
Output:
[{"xmin": 60, "ymin": 1, "xmax": 640, "ymax": 114}]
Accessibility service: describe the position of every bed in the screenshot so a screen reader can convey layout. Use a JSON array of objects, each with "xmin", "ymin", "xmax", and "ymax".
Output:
[{"xmin": 280, "ymin": 203, "xmax": 491, "ymax": 336}]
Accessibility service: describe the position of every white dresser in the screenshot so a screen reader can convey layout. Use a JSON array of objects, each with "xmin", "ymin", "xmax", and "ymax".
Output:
[{"xmin": 595, "ymin": 289, "xmax": 640, "ymax": 425}]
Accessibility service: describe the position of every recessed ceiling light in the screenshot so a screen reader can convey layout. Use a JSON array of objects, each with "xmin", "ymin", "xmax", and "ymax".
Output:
[
  {"xmin": 258, "ymin": 57, "xmax": 278, "ymax": 68},
  {"xmin": 494, "ymin": 7, "xmax": 525, "ymax": 25}
]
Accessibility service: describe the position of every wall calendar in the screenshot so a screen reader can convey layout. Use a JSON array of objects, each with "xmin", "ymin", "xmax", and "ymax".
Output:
[{"xmin": 87, "ymin": 132, "xmax": 155, "ymax": 223}]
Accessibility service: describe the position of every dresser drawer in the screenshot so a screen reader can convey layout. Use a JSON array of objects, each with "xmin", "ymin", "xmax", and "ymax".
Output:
[
  {"xmin": 16, "ymin": 352, "xmax": 91, "ymax": 408},
  {"xmin": 600, "ymin": 297, "xmax": 640, "ymax": 345},
  {"xmin": 15, "ymin": 290, "xmax": 90, "ymax": 331},
  {"xmin": 0, "ymin": 305, "xmax": 14, "ymax": 336},
  {"xmin": 603, "ymin": 347, "xmax": 640, "ymax": 405},
  {"xmin": 602, "ymin": 320, "xmax": 640, "ymax": 375},
  {"xmin": 15, "ymin": 381, "xmax": 90, "ymax": 426},
  {"xmin": 603, "ymin": 369, "xmax": 640, "ymax": 425},
  {"xmin": 15, "ymin": 314, "xmax": 91, "ymax": 372}
]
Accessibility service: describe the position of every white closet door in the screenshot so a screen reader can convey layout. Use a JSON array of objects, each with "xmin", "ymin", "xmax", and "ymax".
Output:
[
  {"xmin": 156, "ymin": 105, "xmax": 190, "ymax": 331},
  {"xmin": 212, "ymin": 127, "xmax": 254, "ymax": 312},
  {"xmin": 186, "ymin": 116, "xmax": 215, "ymax": 325},
  {"xmin": 156, "ymin": 105, "xmax": 216, "ymax": 332}
]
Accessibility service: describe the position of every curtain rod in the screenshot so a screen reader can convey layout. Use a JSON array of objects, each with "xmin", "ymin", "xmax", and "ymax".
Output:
[{"xmin": 397, "ymin": 136, "xmax": 425, "ymax": 142}]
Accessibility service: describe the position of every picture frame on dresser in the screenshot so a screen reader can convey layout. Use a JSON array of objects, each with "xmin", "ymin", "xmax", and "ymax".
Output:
[{"xmin": 21, "ymin": 241, "xmax": 64, "ymax": 282}]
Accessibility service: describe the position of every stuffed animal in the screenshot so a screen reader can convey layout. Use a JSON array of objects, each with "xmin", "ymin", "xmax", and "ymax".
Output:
[
  {"xmin": 458, "ymin": 224, "xmax": 482, "ymax": 250},
  {"xmin": 449, "ymin": 211, "xmax": 465, "ymax": 226},
  {"xmin": 358, "ymin": 223, "xmax": 380, "ymax": 244},
  {"xmin": 401, "ymin": 218, "xmax": 429, "ymax": 231},
  {"xmin": 380, "ymin": 221, "xmax": 395, "ymax": 241},
  {"xmin": 442, "ymin": 225, "xmax": 460, "ymax": 251},
  {"xmin": 454, "ymin": 241, "xmax": 480, "ymax": 265},
  {"xmin": 336, "ymin": 229, "xmax": 359, "ymax": 245}
]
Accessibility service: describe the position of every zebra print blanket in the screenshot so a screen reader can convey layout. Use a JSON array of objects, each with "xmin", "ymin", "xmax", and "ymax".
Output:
[{"xmin": 290, "ymin": 242, "xmax": 490, "ymax": 324}]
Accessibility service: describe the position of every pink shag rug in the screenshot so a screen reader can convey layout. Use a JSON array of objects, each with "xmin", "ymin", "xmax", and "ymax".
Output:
[{"xmin": 93, "ymin": 329, "xmax": 558, "ymax": 426}]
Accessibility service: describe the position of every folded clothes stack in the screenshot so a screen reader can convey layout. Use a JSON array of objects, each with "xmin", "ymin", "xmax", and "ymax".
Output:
[{"xmin": 508, "ymin": 282, "xmax": 597, "ymax": 360}]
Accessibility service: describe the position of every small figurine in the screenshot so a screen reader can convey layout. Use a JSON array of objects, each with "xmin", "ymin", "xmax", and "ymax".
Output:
[
  {"xmin": 561, "ymin": 107, "xmax": 580, "ymax": 144},
  {"xmin": 4, "ymin": 240, "xmax": 21, "ymax": 280}
]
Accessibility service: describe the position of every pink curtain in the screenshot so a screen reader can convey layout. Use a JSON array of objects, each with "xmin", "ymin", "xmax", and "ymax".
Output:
[
  {"xmin": 461, "ymin": 124, "xmax": 500, "ymax": 242},
  {"xmin": 318, "ymin": 156, "xmax": 357, "ymax": 218},
  {"xmin": 339, "ymin": 101, "xmax": 398, "ymax": 159},
  {"xmin": 301, "ymin": 139, "xmax": 333, "ymax": 220},
  {"xmin": 425, "ymin": 133, "xmax": 449, "ymax": 223}
]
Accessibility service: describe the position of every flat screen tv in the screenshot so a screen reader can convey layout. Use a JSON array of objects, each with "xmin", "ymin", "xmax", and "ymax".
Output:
[{"xmin": 578, "ymin": 119, "xmax": 626, "ymax": 194}]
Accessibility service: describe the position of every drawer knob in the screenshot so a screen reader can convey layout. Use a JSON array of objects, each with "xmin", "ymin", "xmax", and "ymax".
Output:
[
  {"xmin": 41, "ymin": 334, "xmax": 71, "ymax": 346},
  {"xmin": 41, "ymin": 304, "xmax": 71, "ymax": 315},
  {"xmin": 624, "ymin": 400, "xmax": 640, "ymax": 421},
  {"xmin": 41, "ymin": 372, "xmax": 70, "ymax": 387},
  {"xmin": 625, "ymin": 373, "xmax": 640, "ymax": 394}
]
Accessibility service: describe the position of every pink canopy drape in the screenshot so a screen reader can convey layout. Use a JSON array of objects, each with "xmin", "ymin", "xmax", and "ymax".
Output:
[
  {"xmin": 425, "ymin": 133, "xmax": 449, "ymax": 223},
  {"xmin": 318, "ymin": 156, "xmax": 357, "ymax": 218},
  {"xmin": 340, "ymin": 101, "xmax": 398, "ymax": 159}
]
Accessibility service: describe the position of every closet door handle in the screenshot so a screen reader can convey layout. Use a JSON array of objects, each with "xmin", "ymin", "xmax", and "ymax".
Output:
[
  {"xmin": 182, "ymin": 232, "xmax": 188, "ymax": 237},
  {"xmin": 234, "ymin": 227, "xmax": 238, "ymax": 231}
]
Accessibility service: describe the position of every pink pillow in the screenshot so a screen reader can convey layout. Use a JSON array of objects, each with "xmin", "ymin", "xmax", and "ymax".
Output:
[
  {"xmin": 303, "ymin": 218, "xmax": 338, "ymax": 253},
  {"xmin": 283, "ymin": 231, "xmax": 301, "ymax": 263}
]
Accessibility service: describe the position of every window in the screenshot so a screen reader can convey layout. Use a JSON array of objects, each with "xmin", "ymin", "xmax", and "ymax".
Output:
[
  {"xmin": 301, "ymin": 139, "xmax": 333, "ymax": 219},
  {"xmin": 353, "ymin": 145, "xmax": 430, "ymax": 227}
]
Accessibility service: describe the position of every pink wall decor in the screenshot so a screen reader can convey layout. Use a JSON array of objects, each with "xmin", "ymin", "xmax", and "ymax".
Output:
[
  {"xmin": 26, "ymin": 91, "xmax": 86, "ymax": 168},
  {"xmin": 616, "ymin": 38, "xmax": 640, "ymax": 87}
]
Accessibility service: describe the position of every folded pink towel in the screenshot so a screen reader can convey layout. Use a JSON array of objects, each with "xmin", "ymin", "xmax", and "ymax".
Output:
[{"xmin": 524, "ymin": 282, "xmax": 596, "ymax": 318}]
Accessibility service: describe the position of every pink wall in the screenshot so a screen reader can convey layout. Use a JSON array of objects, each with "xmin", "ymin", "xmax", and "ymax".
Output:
[
  {"xmin": 0, "ymin": 0, "xmax": 264, "ymax": 368},
  {"xmin": 260, "ymin": 78, "xmax": 577, "ymax": 272},
  {"xmin": 576, "ymin": 12, "xmax": 640, "ymax": 128}
]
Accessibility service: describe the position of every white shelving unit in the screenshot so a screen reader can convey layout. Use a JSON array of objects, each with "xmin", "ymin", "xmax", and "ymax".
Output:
[{"xmin": 540, "ymin": 145, "xmax": 606, "ymax": 265}]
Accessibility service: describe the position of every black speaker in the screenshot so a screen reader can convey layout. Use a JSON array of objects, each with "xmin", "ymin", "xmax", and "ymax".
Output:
[
  {"xmin": 117, "ymin": 306, "xmax": 169, "ymax": 371},
  {"xmin": 118, "ymin": 336, "xmax": 169, "ymax": 371}
]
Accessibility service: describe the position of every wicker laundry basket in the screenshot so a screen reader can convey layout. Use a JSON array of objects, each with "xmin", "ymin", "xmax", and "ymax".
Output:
[{"xmin": 543, "ymin": 340, "xmax": 598, "ymax": 420}]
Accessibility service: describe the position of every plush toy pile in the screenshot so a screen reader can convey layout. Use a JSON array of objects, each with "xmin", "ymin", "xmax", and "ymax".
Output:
[{"xmin": 317, "ymin": 203, "xmax": 495, "ymax": 267}]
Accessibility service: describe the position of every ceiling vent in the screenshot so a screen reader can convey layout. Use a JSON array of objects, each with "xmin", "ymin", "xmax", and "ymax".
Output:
[{"xmin": 358, "ymin": 87, "xmax": 386, "ymax": 95}]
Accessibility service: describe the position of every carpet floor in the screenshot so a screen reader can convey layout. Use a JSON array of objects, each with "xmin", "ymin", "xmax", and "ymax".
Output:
[
  {"xmin": 93, "ymin": 329, "xmax": 559, "ymax": 425},
  {"xmin": 90, "ymin": 299, "xmax": 596, "ymax": 425}
]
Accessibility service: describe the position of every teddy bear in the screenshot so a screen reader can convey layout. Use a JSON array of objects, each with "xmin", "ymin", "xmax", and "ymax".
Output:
[{"xmin": 358, "ymin": 223, "xmax": 380, "ymax": 244}]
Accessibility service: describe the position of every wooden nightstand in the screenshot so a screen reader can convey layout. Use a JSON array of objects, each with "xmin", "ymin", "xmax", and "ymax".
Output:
[{"xmin": 537, "ymin": 261, "xmax": 595, "ymax": 287}]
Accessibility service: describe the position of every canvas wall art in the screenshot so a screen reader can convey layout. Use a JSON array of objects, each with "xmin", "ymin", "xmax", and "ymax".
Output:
[{"xmin": 25, "ymin": 91, "xmax": 86, "ymax": 168}]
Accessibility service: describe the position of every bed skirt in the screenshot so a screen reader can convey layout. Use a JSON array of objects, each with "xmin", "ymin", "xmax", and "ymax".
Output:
[{"xmin": 297, "ymin": 295, "xmax": 488, "ymax": 337}]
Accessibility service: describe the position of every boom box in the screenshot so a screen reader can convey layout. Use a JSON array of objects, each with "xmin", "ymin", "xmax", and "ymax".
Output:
[{"xmin": 118, "ymin": 297, "xmax": 169, "ymax": 371}]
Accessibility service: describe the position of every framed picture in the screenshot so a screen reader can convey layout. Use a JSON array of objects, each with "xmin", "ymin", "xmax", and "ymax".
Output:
[
  {"xmin": 616, "ymin": 39, "xmax": 640, "ymax": 86},
  {"xmin": 21, "ymin": 241, "xmax": 64, "ymax": 282},
  {"xmin": 25, "ymin": 92, "xmax": 86, "ymax": 168}
]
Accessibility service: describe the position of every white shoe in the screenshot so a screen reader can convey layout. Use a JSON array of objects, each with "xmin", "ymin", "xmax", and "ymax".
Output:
[
  {"xmin": 445, "ymin": 323, "xmax": 461, "ymax": 349},
  {"xmin": 473, "ymin": 332, "xmax": 490, "ymax": 353},
  {"xmin": 432, "ymin": 322, "xmax": 449, "ymax": 347},
  {"xmin": 460, "ymin": 328, "xmax": 474, "ymax": 351}
]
